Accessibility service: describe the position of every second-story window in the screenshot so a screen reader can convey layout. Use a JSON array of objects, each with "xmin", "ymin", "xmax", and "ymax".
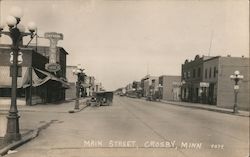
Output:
[
  {"xmin": 193, "ymin": 69, "xmax": 196, "ymax": 78},
  {"xmin": 183, "ymin": 72, "xmax": 187, "ymax": 79},
  {"xmin": 205, "ymin": 69, "xmax": 208, "ymax": 79},
  {"xmin": 209, "ymin": 67, "xmax": 212, "ymax": 78},
  {"xmin": 198, "ymin": 67, "xmax": 201, "ymax": 77},
  {"xmin": 214, "ymin": 67, "xmax": 217, "ymax": 78}
]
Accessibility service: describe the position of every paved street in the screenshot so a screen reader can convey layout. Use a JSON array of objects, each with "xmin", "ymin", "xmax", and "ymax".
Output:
[{"xmin": 5, "ymin": 96, "xmax": 249, "ymax": 157}]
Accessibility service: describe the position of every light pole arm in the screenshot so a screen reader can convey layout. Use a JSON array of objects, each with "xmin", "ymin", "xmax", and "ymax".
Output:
[{"xmin": 0, "ymin": 31, "xmax": 11, "ymax": 36}]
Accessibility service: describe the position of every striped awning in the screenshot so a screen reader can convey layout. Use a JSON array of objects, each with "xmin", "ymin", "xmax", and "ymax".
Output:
[{"xmin": 0, "ymin": 66, "xmax": 70, "ymax": 89}]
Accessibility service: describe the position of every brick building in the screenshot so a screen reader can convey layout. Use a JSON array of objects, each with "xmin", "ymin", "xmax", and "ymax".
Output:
[
  {"xmin": 203, "ymin": 56, "xmax": 249, "ymax": 110},
  {"xmin": 181, "ymin": 55, "xmax": 211, "ymax": 103},
  {"xmin": 0, "ymin": 44, "xmax": 69, "ymax": 105},
  {"xmin": 181, "ymin": 55, "xmax": 249, "ymax": 110}
]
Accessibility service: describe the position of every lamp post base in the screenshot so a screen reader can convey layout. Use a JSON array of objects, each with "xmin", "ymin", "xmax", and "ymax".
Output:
[
  {"xmin": 4, "ymin": 114, "xmax": 21, "ymax": 144},
  {"xmin": 74, "ymin": 99, "xmax": 80, "ymax": 110},
  {"xmin": 233, "ymin": 107, "xmax": 239, "ymax": 114}
]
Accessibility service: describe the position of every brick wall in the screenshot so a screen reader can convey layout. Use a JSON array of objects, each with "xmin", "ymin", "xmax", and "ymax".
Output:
[{"xmin": 217, "ymin": 57, "xmax": 249, "ymax": 110}]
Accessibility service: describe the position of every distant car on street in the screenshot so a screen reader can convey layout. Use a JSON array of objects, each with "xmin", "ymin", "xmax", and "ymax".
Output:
[{"xmin": 88, "ymin": 91, "xmax": 114, "ymax": 106}]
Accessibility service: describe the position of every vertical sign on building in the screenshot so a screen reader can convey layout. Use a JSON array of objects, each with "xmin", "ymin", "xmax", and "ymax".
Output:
[{"xmin": 44, "ymin": 32, "xmax": 63, "ymax": 72}]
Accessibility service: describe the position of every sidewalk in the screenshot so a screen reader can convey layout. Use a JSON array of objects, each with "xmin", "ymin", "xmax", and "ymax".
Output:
[
  {"xmin": 0, "ymin": 98, "xmax": 89, "ymax": 156},
  {"xmin": 160, "ymin": 99, "xmax": 249, "ymax": 117},
  {"xmin": 0, "ymin": 98, "xmax": 88, "ymax": 113}
]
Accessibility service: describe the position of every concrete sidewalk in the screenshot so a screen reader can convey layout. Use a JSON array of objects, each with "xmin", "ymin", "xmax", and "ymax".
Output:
[
  {"xmin": 0, "ymin": 98, "xmax": 89, "ymax": 156},
  {"xmin": 160, "ymin": 99, "xmax": 249, "ymax": 117},
  {"xmin": 0, "ymin": 98, "xmax": 88, "ymax": 113}
]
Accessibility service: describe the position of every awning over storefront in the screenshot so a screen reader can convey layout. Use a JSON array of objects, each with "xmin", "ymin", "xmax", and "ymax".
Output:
[
  {"xmin": 23, "ymin": 68, "xmax": 70, "ymax": 89},
  {"xmin": 0, "ymin": 66, "xmax": 70, "ymax": 89},
  {"xmin": 34, "ymin": 68, "xmax": 69, "ymax": 88}
]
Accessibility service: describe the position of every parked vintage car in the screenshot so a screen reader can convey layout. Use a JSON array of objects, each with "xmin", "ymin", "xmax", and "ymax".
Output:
[{"xmin": 87, "ymin": 91, "xmax": 114, "ymax": 106}]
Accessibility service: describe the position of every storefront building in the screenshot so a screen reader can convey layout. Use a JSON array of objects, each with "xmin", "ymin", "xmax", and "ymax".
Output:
[
  {"xmin": 0, "ymin": 44, "xmax": 69, "ymax": 105},
  {"xmin": 181, "ymin": 55, "xmax": 211, "ymax": 103},
  {"xmin": 181, "ymin": 55, "xmax": 249, "ymax": 110},
  {"xmin": 159, "ymin": 75, "xmax": 181, "ymax": 101}
]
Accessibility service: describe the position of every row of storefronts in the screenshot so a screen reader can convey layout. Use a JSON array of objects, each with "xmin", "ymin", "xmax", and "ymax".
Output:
[
  {"xmin": 121, "ymin": 55, "xmax": 249, "ymax": 110},
  {"xmin": 65, "ymin": 66, "xmax": 103, "ymax": 100},
  {"xmin": 123, "ymin": 75, "xmax": 181, "ymax": 101}
]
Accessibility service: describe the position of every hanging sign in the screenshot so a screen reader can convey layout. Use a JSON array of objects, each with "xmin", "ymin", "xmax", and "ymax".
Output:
[{"xmin": 44, "ymin": 32, "xmax": 63, "ymax": 72}]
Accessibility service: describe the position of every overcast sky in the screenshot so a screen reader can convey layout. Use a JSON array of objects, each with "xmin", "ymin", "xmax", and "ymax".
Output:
[{"xmin": 0, "ymin": 0, "xmax": 249, "ymax": 90}]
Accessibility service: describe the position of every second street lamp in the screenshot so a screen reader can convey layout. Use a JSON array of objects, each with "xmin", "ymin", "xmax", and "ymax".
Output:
[
  {"xmin": 0, "ymin": 6, "xmax": 37, "ymax": 143},
  {"xmin": 230, "ymin": 70, "xmax": 244, "ymax": 113},
  {"xmin": 72, "ymin": 64, "xmax": 85, "ymax": 110}
]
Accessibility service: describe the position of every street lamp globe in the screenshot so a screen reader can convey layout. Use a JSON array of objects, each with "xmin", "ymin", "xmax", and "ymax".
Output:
[
  {"xmin": 27, "ymin": 22, "xmax": 36, "ymax": 32},
  {"xmin": 6, "ymin": 15, "xmax": 17, "ymax": 27},
  {"xmin": 234, "ymin": 70, "xmax": 240, "ymax": 76},
  {"xmin": 0, "ymin": 23, "xmax": 5, "ymax": 31},
  {"xmin": 238, "ymin": 75, "xmax": 244, "ymax": 79},
  {"xmin": 17, "ymin": 24, "xmax": 25, "ymax": 32},
  {"xmin": 230, "ymin": 75, "xmax": 235, "ymax": 80},
  {"xmin": 10, "ymin": 6, "xmax": 23, "ymax": 19}
]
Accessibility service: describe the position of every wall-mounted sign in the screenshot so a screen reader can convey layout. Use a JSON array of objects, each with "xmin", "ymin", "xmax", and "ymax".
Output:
[
  {"xmin": 200, "ymin": 82, "xmax": 209, "ymax": 87},
  {"xmin": 10, "ymin": 52, "xmax": 23, "ymax": 65},
  {"xmin": 44, "ymin": 32, "xmax": 63, "ymax": 72},
  {"xmin": 45, "ymin": 32, "xmax": 63, "ymax": 39},
  {"xmin": 45, "ymin": 63, "xmax": 61, "ymax": 73}
]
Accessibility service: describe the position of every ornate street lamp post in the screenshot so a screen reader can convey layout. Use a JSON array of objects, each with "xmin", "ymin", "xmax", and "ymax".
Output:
[
  {"xmin": 230, "ymin": 70, "xmax": 244, "ymax": 113},
  {"xmin": 72, "ymin": 64, "xmax": 85, "ymax": 110},
  {"xmin": 0, "ymin": 6, "xmax": 36, "ymax": 143},
  {"xmin": 181, "ymin": 80, "xmax": 186, "ymax": 101}
]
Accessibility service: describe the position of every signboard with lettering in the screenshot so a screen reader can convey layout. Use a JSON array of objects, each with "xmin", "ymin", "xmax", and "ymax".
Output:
[
  {"xmin": 234, "ymin": 85, "xmax": 239, "ymax": 90},
  {"xmin": 200, "ymin": 82, "xmax": 209, "ymax": 87},
  {"xmin": 45, "ymin": 63, "xmax": 61, "ymax": 73},
  {"xmin": 44, "ymin": 32, "xmax": 63, "ymax": 72}
]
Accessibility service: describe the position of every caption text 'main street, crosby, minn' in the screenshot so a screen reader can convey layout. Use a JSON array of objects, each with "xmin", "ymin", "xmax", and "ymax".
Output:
[{"xmin": 82, "ymin": 140, "xmax": 224, "ymax": 149}]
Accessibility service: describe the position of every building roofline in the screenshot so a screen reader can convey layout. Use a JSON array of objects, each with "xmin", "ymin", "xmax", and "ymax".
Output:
[
  {"xmin": 159, "ymin": 75, "xmax": 181, "ymax": 77},
  {"xmin": 0, "ymin": 44, "xmax": 68, "ymax": 55},
  {"xmin": 67, "ymin": 65, "xmax": 77, "ymax": 68},
  {"xmin": 203, "ymin": 56, "xmax": 220, "ymax": 62}
]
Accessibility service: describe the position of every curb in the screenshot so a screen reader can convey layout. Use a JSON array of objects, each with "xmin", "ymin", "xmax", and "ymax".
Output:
[
  {"xmin": 68, "ymin": 99, "xmax": 89, "ymax": 114},
  {"xmin": 160, "ymin": 101, "xmax": 249, "ymax": 117},
  {"xmin": 68, "ymin": 105, "xmax": 89, "ymax": 113},
  {"xmin": 0, "ymin": 121, "xmax": 54, "ymax": 156}
]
